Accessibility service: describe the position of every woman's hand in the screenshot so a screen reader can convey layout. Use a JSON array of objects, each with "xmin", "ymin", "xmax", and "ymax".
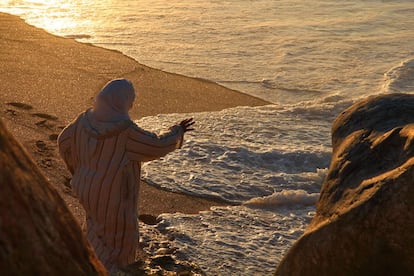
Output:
[{"xmin": 179, "ymin": 118, "xmax": 195, "ymax": 132}]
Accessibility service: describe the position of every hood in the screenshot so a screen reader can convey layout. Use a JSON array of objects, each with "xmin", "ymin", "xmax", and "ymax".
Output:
[
  {"xmin": 81, "ymin": 109, "xmax": 132, "ymax": 139},
  {"xmin": 93, "ymin": 78, "xmax": 136, "ymax": 122}
]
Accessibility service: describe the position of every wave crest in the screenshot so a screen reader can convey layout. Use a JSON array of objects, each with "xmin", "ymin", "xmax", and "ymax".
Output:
[
  {"xmin": 243, "ymin": 189, "xmax": 319, "ymax": 208},
  {"xmin": 383, "ymin": 58, "xmax": 414, "ymax": 93}
]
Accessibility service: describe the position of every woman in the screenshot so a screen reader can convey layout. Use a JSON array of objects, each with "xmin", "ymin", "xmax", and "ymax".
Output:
[{"xmin": 57, "ymin": 79, "xmax": 194, "ymax": 272}]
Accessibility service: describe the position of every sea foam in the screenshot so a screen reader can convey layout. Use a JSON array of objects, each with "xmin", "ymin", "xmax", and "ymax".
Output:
[
  {"xmin": 138, "ymin": 104, "xmax": 332, "ymax": 203},
  {"xmin": 243, "ymin": 189, "xmax": 320, "ymax": 208},
  {"xmin": 154, "ymin": 205, "xmax": 315, "ymax": 275},
  {"xmin": 383, "ymin": 58, "xmax": 414, "ymax": 93}
]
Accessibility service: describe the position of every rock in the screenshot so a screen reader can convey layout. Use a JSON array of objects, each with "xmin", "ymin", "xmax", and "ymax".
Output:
[
  {"xmin": 275, "ymin": 94, "xmax": 414, "ymax": 276},
  {"xmin": 151, "ymin": 255, "xmax": 176, "ymax": 267},
  {"xmin": 138, "ymin": 214, "xmax": 158, "ymax": 225},
  {"xmin": 147, "ymin": 254, "xmax": 205, "ymax": 275},
  {"xmin": 0, "ymin": 119, "xmax": 106, "ymax": 275},
  {"xmin": 112, "ymin": 261, "xmax": 147, "ymax": 276}
]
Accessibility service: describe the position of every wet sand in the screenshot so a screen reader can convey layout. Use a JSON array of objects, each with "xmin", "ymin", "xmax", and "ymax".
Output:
[{"xmin": 0, "ymin": 12, "xmax": 268, "ymax": 224}]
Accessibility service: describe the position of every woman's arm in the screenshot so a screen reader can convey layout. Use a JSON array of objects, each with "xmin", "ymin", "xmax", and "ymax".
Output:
[
  {"xmin": 126, "ymin": 124, "xmax": 184, "ymax": 162},
  {"xmin": 126, "ymin": 118, "xmax": 194, "ymax": 162}
]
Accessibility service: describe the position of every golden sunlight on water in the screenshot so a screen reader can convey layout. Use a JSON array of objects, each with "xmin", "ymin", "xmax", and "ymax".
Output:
[
  {"xmin": 34, "ymin": 15, "xmax": 78, "ymax": 33},
  {"xmin": 1, "ymin": 1, "xmax": 414, "ymax": 274},
  {"xmin": 3, "ymin": 0, "xmax": 105, "ymax": 36},
  {"xmin": 2, "ymin": 0, "xmax": 414, "ymax": 103}
]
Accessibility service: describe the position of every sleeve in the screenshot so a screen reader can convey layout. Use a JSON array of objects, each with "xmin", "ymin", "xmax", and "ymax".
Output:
[
  {"xmin": 57, "ymin": 118, "xmax": 79, "ymax": 174},
  {"xmin": 126, "ymin": 124, "xmax": 184, "ymax": 162}
]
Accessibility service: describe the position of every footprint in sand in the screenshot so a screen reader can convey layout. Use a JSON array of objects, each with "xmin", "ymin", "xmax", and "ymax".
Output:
[
  {"xmin": 40, "ymin": 158, "xmax": 53, "ymax": 168},
  {"xmin": 35, "ymin": 140, "xmax": 55, "ymax": 169},
  {"xmin": 5, "ymin": 109, "xmax": 17, "ymax": 116},
  {"xmin": 5, "ymin": 102, "xmax": 33, "ymax": 117},
  {"xmin": 35, "ymin": 119, "xmax": 54, "ymax": 130},
  {"xmin": 49, "ymin": 133, "xmax": 59, "ymax": 141},
  {"xmin": 35, "ymin": 140, "xmax": 48, "ymax": 151},
  {"xmin": 35, "ymin": 140, "xmax": 53, "ymax": 156},
  {"xmin": 31, "ymin": 113, "xmax": 58, "ymax": 121},
  {"xmin": 6, "ymin": 102, "xmax": 33, "ymax": 110},
  {"xmin": 31, "ymin": 113, "xmax": 60, "ymax": 132},
  {"xmin": 5, "ymin": 102, "xmax": 59, "ymax": 132}
]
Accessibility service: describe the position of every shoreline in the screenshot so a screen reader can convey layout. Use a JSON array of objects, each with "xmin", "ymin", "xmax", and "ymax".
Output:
[
  {"xmin": 0, "ymin": 12, "xmax": 269, "ymax": 222},
  {"xmin": 3, "ymin": 12, "xmax": 270, "ymax": 113}
]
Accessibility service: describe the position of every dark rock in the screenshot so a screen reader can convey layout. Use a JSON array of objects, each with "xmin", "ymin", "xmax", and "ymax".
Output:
[
  {"xmin": 0, "ymin": 119, "xmax": 107, "ymax": 275},
  {"xmin": 275, "ymin": 94, "xmax": 414, "ymax": 276},
  {"xmin": 138, "ymin": 214, "xmax": 158, "ymax": 225},
  {"xmin": 151, "ymin": 255, "xmax": 176, "ymax": 267},
  {"xmin": 113, "ymin": 261, "xmax": 147, "ymax": 276}
]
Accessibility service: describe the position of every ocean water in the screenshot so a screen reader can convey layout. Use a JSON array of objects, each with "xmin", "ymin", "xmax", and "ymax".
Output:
[
  {"xmin": 2, "ymin": 0, "xmax": 414, "ymax": 103},
  {"xmin": 2, "ymin": 0, "xmax": 414, "ymax": 274},
  {"xmin": 138, "ymin": 104, "xmax": 333, "ymax": 203}
]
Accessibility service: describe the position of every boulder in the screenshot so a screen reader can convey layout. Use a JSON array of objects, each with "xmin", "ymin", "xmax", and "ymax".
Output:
[
  {"xmin": 275, "ymin": 94, "xmax": 414, "ymax": 276},
  {"xmin": 0, "ymin": 119, "xmax": 107, "ymax": 275}
]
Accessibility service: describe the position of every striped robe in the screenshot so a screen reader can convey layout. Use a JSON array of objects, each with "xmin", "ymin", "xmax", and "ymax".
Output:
[{"xmin": 57, "ymin": 110, "xmax": 183, "ymax": 272}]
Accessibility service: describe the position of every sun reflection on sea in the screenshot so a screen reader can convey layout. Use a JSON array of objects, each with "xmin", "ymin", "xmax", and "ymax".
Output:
[{"xmin": 0, "ymin": 0, "xmax": 97, "ymax": 37}]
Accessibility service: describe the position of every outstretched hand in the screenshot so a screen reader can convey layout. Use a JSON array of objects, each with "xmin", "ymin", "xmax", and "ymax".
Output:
[{"xmin": 179, "ymin": 118, "xmax": 195, "ymax": 132}]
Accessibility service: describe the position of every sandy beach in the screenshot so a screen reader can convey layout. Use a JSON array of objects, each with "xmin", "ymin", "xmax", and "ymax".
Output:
[
  {"xmin": 2, "ymin": 1, "xmax": 414, "ymax": 273},
  {"xmin": 0, "ymin": 12, "xmax": 268, "ymax": 224}
]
